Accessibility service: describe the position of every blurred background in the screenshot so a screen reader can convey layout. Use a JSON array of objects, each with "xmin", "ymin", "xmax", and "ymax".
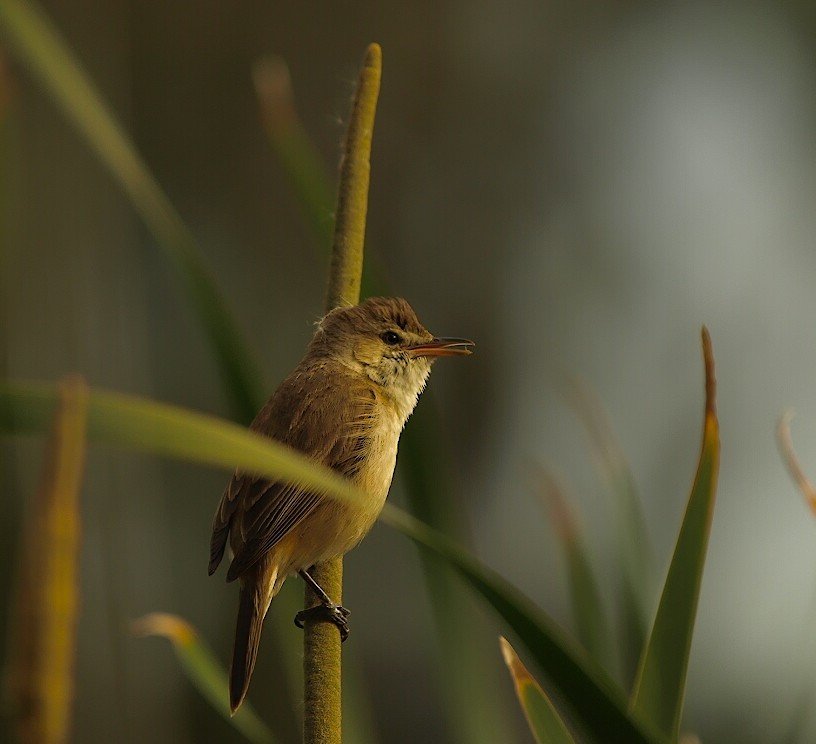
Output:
[{"xmin": 3, "ymin": 1, "xmax": 816, "ymax": 742}]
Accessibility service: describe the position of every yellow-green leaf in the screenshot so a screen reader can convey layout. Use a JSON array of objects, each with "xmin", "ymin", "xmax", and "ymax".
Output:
[
  {"xmin": 132, "ymin": 613, "xmax": 274, "ymax": 744},
  {"xmin": 7, "ymin": 376, "xmax": 88, "ymax": 744},
  {"xmin": 500, "ymin": 637, "xmax": 576, "ymax": 744},
  {"xmin": 629, "ymin": 328, "xmax": 720, "ymax": 739},
  {"xmin": 0, "ymin": 380, "xmax": 364, "ymax": 510}
]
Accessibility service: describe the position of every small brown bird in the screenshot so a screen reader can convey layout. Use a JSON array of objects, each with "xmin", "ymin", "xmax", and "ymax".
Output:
[{"xmin": 208, "ymin": 297, "xmax": 473, "ymax": 712}]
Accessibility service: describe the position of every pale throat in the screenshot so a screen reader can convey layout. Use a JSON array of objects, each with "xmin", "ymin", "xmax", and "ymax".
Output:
[
  {"xmin": 376, "ymin": 358, "xmax": 432, "ymax": 426},
  {"xmin": 340, "ymin": 347, "xmax": 433, "ymax": 425}
]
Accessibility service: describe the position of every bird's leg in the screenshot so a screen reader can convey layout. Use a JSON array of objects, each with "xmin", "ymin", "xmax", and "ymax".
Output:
[{"xmin": 294, "ymin": 568, "xmax": 351, "ymax": 641}]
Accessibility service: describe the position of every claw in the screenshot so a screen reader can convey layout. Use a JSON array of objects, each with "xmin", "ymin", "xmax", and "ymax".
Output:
[{"xmin": 294, "ymin": 603, "xmax": 351, "ymax": 641}]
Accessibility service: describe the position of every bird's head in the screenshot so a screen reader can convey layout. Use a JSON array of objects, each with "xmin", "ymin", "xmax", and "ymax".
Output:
[{"xmin": 310, "ymin": 297, "xmax": 473, "ymax": 420}]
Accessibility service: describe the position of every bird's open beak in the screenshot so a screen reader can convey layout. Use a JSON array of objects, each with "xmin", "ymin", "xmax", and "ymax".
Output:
[{"xmin": 406, "ymin": 337, "xmax": 475, "ymax": 357}]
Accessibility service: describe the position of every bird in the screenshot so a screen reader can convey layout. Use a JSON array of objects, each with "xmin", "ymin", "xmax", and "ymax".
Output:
[{"xmin": 208, "ymin": 296, "xmax": 474, "ymax": 713}]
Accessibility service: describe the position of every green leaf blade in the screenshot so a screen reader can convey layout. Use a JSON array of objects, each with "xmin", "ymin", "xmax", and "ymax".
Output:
[
  {"xmin": 630, "ymin": 328, "xmax": 720, "ymax": 739},
  {"xmin": 500, "ymin": 637, "xmax": 577, "ymax": 744},
  {"xmin": 535, "ymin": 467, "xmax": 613, "ymax": 673},
  {"xmin": 563, "ymin": 379, "xmax": 654, "ymax": 684}
]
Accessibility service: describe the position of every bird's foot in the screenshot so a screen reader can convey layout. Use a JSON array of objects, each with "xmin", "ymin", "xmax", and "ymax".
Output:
[{"xmin": 294, "ymin": 603, "xmax": 351, "ymax": 641}]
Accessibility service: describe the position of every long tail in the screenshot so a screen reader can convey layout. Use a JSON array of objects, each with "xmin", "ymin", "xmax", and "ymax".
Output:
[{"xmin": 229, "ymin": 581, "xmax": 268, "ymax": 714}]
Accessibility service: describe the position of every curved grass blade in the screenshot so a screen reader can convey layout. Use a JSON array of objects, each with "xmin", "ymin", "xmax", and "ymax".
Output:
[
  {"xmin": 0, "ymin": 0, "xmax": 261, "ymax": 422},
  {"xmin": 253, "ymin": 56, "xmax": 335, "ymax": 250},
  {"xmin": 0, "ymin": 380, "xmax": 365, "ymax": 509},
  {"xmin": 774, "ymin": 412, "xmax": 816, "ymax": 742},
  {"xmin": 629, "ymin": 327, "xmax": 720, "ymax": 740},
  {"xmin": 7, "ymin": 377, "xmax": 88, "ymax": 744},
  {"xmin": 132, "ymin": 613, "xmax": 275, "ymax": 744},
  {"xmin": 533, "ymin": 466, "xmax": 613, "ymax": 674},
  {"xmin": 252, "ymin": 55, "xmax": 382, "ymax": 299},
  {"xmin": 563, "ymin": 377, "xmax": 653, "ymax": 685},
  {"xmin": 776, "ymin": 410, "xmax": 816, "ymax": 516},
  {"xmin": 500, "ymin": 637, "xmax": 577, "ymax": 744}
]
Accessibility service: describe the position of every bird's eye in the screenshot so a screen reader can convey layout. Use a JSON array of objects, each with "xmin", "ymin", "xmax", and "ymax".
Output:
[{"xmin": 381, "ymin": 330, "xmax": 401, "ymax": 345}]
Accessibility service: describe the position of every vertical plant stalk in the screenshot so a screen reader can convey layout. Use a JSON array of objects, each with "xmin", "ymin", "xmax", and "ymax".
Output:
[
  {"xmin": 323, "ymin": 44, "xmax": 381, "ymax": 311},
  {"xmin": 7, "ymin": 376, "xmax": 88, "ymax": 744},
  {"xmin": 302, "ymin": 43, "xmax": 381, "ymax": 744}
]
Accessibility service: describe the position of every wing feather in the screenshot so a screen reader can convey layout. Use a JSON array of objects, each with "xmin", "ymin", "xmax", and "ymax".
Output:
[{"xmin": 208, "ymin": 363, "xmax": 377, "ymax": 581}]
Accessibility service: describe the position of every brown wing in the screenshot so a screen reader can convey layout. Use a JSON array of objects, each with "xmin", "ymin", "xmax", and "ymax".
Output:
[{"xmin": 208, "ymin": 363, "xmax": 376, "ymax": 581}]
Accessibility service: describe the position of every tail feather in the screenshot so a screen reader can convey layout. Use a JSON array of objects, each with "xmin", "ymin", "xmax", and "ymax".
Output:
[
  {"xmin": 208, "ymin": 521, "xmax": 230, "ymax": 576},
  {"xmin": 229, "ymin": 583, "xmax": 267, "ymax": 714}
]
